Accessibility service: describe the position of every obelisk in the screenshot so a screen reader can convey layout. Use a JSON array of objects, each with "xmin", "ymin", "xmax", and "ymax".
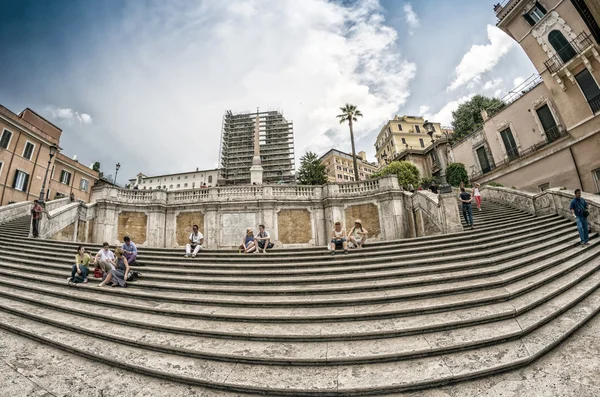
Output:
[{"xmin": 250, "ymin": 111, "xmax": 264, "ymax": 185}]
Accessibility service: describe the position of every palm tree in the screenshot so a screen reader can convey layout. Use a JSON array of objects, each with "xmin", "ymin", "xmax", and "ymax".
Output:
[{"xmin": 336, "ymin": 104, "xmax": 363, "ymax": 182}]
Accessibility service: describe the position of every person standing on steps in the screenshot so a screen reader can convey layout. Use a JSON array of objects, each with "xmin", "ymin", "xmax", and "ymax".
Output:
[
  {"xmin": 30, "ymin": 200, "xmax": 43, "ymax": 238},
  {"xmin": 348, "ymin": 219, "xmax": 368, "ymax": 249},
  {"xmin": 473, "ymin": 183, "xmax": 482, "ymax": 211},
  {"xmin": 68, "ymin": 245, "xmax": 91, "ymax": 285},
  {"xmin": 95, "ymin": 242, "xmax": 116, "ymax": 272},
  {"xmin": 121, "ymin": 236, "xmax": 138, "ymax": 265},
  {"xmin": 570, "ymin": 189, "xmax": 590, "ymax": 246},
  {"xmin": 98, "ymin": 248, "xmax": 129, "ymax": 288},
  {"xmin": 185, "ymin": 225, "xmax": 204, "ymax": 258},
  {"xmin": 459, "ymin": 187, "xmax": 474, "ymax": 229},
  {"xmin": 330, "ymin": 221, "xmax": 348, "ymax": 255},
  {"xmin": 256, "ymin": 224, "xmax": 274, "ymax": 253}
]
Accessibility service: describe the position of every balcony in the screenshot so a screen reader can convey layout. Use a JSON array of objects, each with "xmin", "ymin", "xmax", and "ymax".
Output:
[
  {"xmin": 544, "ymin": 32, "xmax": 594, "ymax": 74},
  {"xmin": 506, "ymin": 147, "xmax": 520, "ymax": 161},
  {"xmin": 544, "ymin": 125, "xmax": 567, "ymax": 143},
  {"xmin": 590, "ymin": 94, "xmax": 600, "ymax": 114}
]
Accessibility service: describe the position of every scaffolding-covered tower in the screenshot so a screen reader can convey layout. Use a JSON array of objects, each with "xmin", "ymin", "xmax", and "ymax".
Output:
[{"xmin": 219, "ymin": 109, "xmax": 295, "ymax": 185}]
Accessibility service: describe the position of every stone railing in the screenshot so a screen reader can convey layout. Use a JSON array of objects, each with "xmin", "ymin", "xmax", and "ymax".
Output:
[
  {"xmin": 117, "ymin": 189, "xmax": 155, "ymax": 202},
  {"xmin": 36, "ymin": 201, "xmax": 97, "ymax": 241},
  {"xmin": 405, "ymin": 190, "xmax": 463, "ymax": 237},
  {"xmin": 45, "ymin": 197, "xmax": 72, "ymax": 212},
  {"xmin": 338, "ymin": 179, "xmax": 380, "ymax": 195},
  {"xmin": 217, "ymin": 185, "xmax": 263, "ymax": 199},
  {"xmin": 0, "ymin": 200, "xmax": 34, "ymax": 225},
  {"xmin": 482, "ymin": 186, "xmax": 599, "ymax": 231},
  {"xmin": 272, "ymin": 185, "xmax": 318, "ymax": 198},
  {"xmin": 169, "ymin": 189, "xmax": 210, "ymax": 203}
]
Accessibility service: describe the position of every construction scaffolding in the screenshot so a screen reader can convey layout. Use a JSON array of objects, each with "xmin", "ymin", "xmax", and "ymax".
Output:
[{"xmin": 218, "ymin": 109, "xmax": 295, "ymax": 185}]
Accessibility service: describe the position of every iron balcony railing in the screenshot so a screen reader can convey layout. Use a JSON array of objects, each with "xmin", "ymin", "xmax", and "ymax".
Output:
[
  {"xmin": 544, "ymin": 125, "xmax": 566, "ymax": 143},
  {"xmin": 544, "ymin": 32, "xmax": 594, "ymax": 74},
  {"xmin": 589, "ymin": 94, "xmax": 600, "ymax": 114},
  {"xmin": 506, "ymin": 147, "xmax": 520, "ymax": 161}
]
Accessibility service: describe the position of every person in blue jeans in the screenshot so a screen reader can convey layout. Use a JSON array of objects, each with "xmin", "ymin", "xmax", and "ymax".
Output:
[
  {"xmin": 459, "ymin": 187, "xmax": 474, "ymax": 229},
  {"xmin": 570, "ymin": 189, "xmax": 590, "ymax": 246}
]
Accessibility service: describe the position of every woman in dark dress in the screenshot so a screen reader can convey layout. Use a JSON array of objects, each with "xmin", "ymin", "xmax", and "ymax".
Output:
[{"xmin": 98, "ymin": 248, "xmax": 129, "ymax": 287}]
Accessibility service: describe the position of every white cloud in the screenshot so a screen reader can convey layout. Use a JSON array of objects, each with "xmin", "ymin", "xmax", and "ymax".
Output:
[
  {"xmin": 403, "ymin": 3, "xmax": 420, "ymax": 33},
  {"xmin": 482, "ymin": 77, "xmax": 503, "ymax": 91},
  {"xmin": 65, "ymin": 0, "xmax": 416, "ymax": 175},
  {"xmin": 418, "ymin": 105, "xmax": 430, "ymax": 116},
  {"xmin": 447, "ymin": 25, "xmax": 514, "ymax": 91},
  {"xmin": 423, "ymin": 94, "xmax": 475, "ymax": 126},
  {"xmin": 49, "ymin": 107, "xmax": 93, "ymax": 125},
  {"xmin": 513, "ymin": 76, "xmax": 526, "ymax": 88}
]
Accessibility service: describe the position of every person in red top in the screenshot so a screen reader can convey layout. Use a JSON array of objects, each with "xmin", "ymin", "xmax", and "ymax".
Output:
[{"xmin": 31, "ymin": 200, "xmax": 43, "ymax": 238}]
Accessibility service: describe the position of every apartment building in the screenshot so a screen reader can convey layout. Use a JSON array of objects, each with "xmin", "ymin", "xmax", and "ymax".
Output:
[
  {"xmin": 128, "ymin": 168, "xmax": 220, "ymax": 191},
  {"xmin": 452, "ymin": 0, "xmax": 600, "ymax": 193},
  {"xmin": 319, "ymin": 150, "xmax": 379, "ymax": 183},
  {"xmin": 48, "ymin": 153, "xmax": 100, "ymax": 202}
]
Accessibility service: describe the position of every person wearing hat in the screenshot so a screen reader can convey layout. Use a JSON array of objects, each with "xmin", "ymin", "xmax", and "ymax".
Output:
[
  {"xmin": 348, "ymin": 219, "xmax": 368, "ymax": 249},
  {"xmin": 241, "ymin": 227, "xmax": 257, "ymax": 254}
]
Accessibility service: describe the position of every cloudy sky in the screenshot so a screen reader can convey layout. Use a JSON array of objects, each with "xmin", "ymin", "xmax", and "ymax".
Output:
[{"xmin": 0, "ymin": 0, "xmax": 536, "ymax": 184}]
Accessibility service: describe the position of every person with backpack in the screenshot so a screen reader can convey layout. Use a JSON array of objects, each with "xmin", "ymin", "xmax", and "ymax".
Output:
[
  {"xmin": 570, "ymin": 189, "xmax": 590, "ymax": 246},
  {"xmin": 68, "ymin": 245, "xmax": 91, "ymax": 285},
  {"xmin": 98, "ymin": 248, "xmax": 130, "ymax": 288}
]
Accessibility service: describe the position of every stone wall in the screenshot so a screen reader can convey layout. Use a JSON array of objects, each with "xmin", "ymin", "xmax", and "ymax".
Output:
[
  {"xmin": 344, "ymin": 203, "xmax": 381, "ymax": 240},
  {"xmin": 176, "ymin": 211, "xmax": 205, "ymax": 246},
  {"xmin": 117, "ymin": 211, "xmax": 148, "ymax": 244},
  {"xmin": 277, "ymin": 209, "xmax": 312, "ymax": 245}
]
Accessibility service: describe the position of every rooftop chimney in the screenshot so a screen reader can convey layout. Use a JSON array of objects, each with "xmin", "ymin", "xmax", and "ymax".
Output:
[
  {"xmin": 73, "ymin": 154, "xmax": 78, "ymax": 162},
  {"xmin": 480, "ymin": 109, "xmax": 489, "ymax": 122},
  {"xmin": 357, "ymin": 151, "xmax": 367, "ymax": 161}
]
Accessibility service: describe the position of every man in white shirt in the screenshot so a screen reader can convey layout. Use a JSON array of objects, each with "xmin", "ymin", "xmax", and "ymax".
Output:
[
  {"xmin": 256, "ymin": 224, "xmax": 273, "ymax": 253},
  {"xmin": 95, "ymin": 242, "xmax": 116, "ymax": 272},
  {"xmin": 185, "ymin": 224, "xmax": 204, "ymax": 258}
]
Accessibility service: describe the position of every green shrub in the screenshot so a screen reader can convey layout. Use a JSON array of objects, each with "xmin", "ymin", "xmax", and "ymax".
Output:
[
  {"xmin": 446, "ymin": 163, "xmax": 469, "ymax": 187},
  {"xmin": 420, "ymin": 177, "xmax": 435, "ymax": 189},
  {"xmin": 372, "ymin": 161, "xmax": 420, "ymax": 189}
]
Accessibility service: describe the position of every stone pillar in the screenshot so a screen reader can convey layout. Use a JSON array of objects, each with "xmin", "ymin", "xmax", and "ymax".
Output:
[
  {"xmin": 146, "ymin": 208, "xmax": 166, "ymax": 247},
  {"xmin": 438, "ymin": 192, "xmax": 463, "ymax": 234},
  {"xmin": 312, "ymin": 206, "xmax": 327, "ymax": 246},
  {"xmin": 164, "ymin": 208, "xmax": 178, "ymax": 248},
  {"xmin": 204, "ymin": 208, "xmax": 218, "ymax": 249}
]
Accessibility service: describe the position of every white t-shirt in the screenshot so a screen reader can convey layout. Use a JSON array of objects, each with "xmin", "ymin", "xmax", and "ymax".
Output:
[
  {"xmin": 96, "ymin": 249, "xmax": 115, "ymax": 262},
  {"xmin": 473, "ymin": 188, "xmax": 481, "ymax": 197},
  {"xmin": 189, "ymin": 232, "xmax": 203, "ymax": 244},
  {"xmin": 257, "ymin": 230, "xmax": 270, "ymax": 239}
]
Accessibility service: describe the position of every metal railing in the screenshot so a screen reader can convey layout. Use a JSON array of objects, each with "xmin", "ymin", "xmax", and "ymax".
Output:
[
  {"xmin": 544, "ymin": 125, "xmax": 565, "ymax": 143},
  {"xmin": 544, "ymin": 32, "xmax": 593, "ymax": 74},
  {"xmin": 589, "ymin": 94, "xmax": 600, "ymax": 114},
  {"xmin": 506, "ymin": 147, "xmax": 520, "ymax": 161}
]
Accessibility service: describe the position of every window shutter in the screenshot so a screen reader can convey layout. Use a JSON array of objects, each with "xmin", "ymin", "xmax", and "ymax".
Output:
[
  {"xmin": 12, "ymin": 171, "xmax": 18, "ymax": 188},
  {"xmin": 523, "ymin": 13, "xmax": 536, "ymax": 26},
  {"xmin": 23, "ymin": 173, "xmax": 29, "ymax": 192},
  {"xmin": 536, "ymin": 1, "xmax": 547, "ymax": 14}
]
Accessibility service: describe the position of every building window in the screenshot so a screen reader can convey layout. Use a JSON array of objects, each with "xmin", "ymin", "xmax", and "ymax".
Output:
[
  {"xmin": 184, "ymin": 183, "xmax": 188, "ymax": 187},
  {"xmin": 575, "ymin": 68, "xmax": 600, "ymax": 113},
  {"xmin": 476, "ymin": 146, "xmax": 493, "ymax": 174},
  {"xmin": 337, "ymin": 174, "xmax": 342, "ymax": 179},
  {"xmin": 169, "ymin": 184, "xmax": 173, "ymax": 188},
  {"xmin": 22, "ymin": 141, "xmax": 35, "ymax": 160},
  {"xmin": 143, "ymin": 180, "xmax": 146, "ymax": 184},
  {"xmin": 539, "ymin": 182, "xmax": 550, "ymax": 192},
  {"xmin": 0, "ymin": 161, "xmax": 3, "ymax": 177},
  {"xmin": 571, "ymin": 0, "xmax": 600, "ymax": 45},
  {"xmin": 149, "ymin": 179, "xmax": 152, "ymax": 183},
  {"xmin": 13, "ymin": 170, "xmax": 29, "ymax": 192},
  {"xmin": 548, "ymin": 30, "xmax": 577, "ymax": 63},
  {"xmin": 415, "ymin": 125, "xmax": 421, "ymax": 133},
  {"xmin": 398, "ymin": 124, "xmax": 402, "ymax": 131},
  {"xmin": 208, "ymin": 175, "xmax": 213, "ymax": 183},
  {"xmin": 0, "ymin": 129, "xmax": 12, "ymax": 149},
  {"xmin": 419, "ymin": 138, "xmax": 425, "ymax": 148},
  {"xmin": 163, "ymin": 185, "xmax": 166, "ymax": 189},
  {"xmin": 524, "ymin": 2, "xmax": 547, "ymax": 25},
  {"xmin": 500, "ymin": 127, "xmax": 519, "ymax": 160},
  {"xmin": 80, "ymin": 179, "xmax": 89, "ymax": 192},
  {"xmin": 536, "ymin": 104, "xmax": 560, "ymax": 142},
  {"xmin": 177, "ymin": 176, "xmax": 180, "ymax": 180},
  {"xmin": 177, "ymin": 184, "xmax": 180, "ymax": 188},
  {"xmin": 593, "ymin": 169, "xmax": 600, "ymax": 193},
  {"xmin": 401, "ymin": 138, "xmax": 406, "ymax": 144},
  {"xmin": 60, "ymin": 170, "xmax": 72, "ymax": 185}
]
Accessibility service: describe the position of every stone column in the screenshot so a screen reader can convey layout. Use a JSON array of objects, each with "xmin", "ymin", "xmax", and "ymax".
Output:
[{"xmin": 438, "ymin": 192, "xmax": 463, "ymax": 234}]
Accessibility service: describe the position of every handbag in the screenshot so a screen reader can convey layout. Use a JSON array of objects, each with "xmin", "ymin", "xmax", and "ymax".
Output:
[
  {"xmin": 583, "ymin": 209, "xmax": 589, "ymax": 218},
  {"xmin": 127, "ymin": 271, "xmax": 141, "ymax": 282},
  {"xmin": 93, "ymin": 268, "xmax": 104, "ymax": 279}
]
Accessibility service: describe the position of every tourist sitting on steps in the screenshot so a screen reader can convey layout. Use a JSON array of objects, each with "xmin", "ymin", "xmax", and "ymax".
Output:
[
  {"xmin": 348, "ymin": 219, "xmax": 368, "ymax": 249},
  {"xmin": 330, "ymin": 221, "xmax": 348, "ymax": 255},
  {"xmin": 95, "ymin": 242, "xmax": 116, "ymax": 272},
  {"xmin": 242, "ymin": 228, "xmax": 257, "ymax": 254},
  {"xmin": 98, "ymin": 248, "xmax": 129, "ymax": 288},
  {"xmin": 185, "ymin": 225, "xmax": 204, "ymax": 258},
  {"xmin": 122, "ymin": 235, "xmax": 138, "ymax": 264},
  {"xmin": 256, "ymin": 224, "xmax": 274, "ymax": 253},
  {"xmin": 68, "ymin": 245, "xmax": 92, "ymax": 285}
]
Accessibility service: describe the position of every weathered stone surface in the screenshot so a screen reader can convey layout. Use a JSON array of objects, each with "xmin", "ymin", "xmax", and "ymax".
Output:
[
  {"xmin": 50, "ymin": 221, "xmax": 74, "ymax": 241},
  {"xmin": 176, "ymin": 211, "xmax": 204, "ymax": 246},
  {"xmin": 344, "ymin": 203, "xmax": 381, "ymax": 239},
  {"xmin": 278, "ymin": 209, "xmax": 312, "ymax": 244},
  {"xmin": 220, "ymin": 212, "xmax": 257, "ymax": 247},
  {"xmin": 77, "ymin": 220, "xmax": 86, "ymax": 242},
  {"xmin": 117, "ymin": 211, "xmax": 147, "ymax": 244},
  {"xmin": 87, "ymin": 220, "xmax": 94, "ymax": 243}
]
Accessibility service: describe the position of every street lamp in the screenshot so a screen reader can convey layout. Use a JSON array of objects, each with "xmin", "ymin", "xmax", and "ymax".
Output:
[
  {"xmin": 39, "ymin": 144, "xmax": 58, "ymax": 206},
  {"xmin": 424, "ymin": 121, "xmax": 452, "ymax": 194},
  {"xmin": 115, "ymin": 163, "xmax": 121, "ymax": 185},
  {"xmin": 381, "ymin": 151, "xmax": 388, "ymax": 165}
]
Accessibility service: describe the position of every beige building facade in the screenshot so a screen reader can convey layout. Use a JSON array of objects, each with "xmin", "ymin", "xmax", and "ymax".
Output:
[
  {"xmin": 452, "ymin": 0, "xmax": 600, "ymax": 193},
  {"xmin": 48, "ymin": 153, "xmax": 99, "ymax": 202},
  {"xmin": 319, "ymin": 149, "xmax": 378, "ymax": 182},
  {"xmin": 374, "ymin": 116, "xmax": 446, "ymax": 167},
  {"xmin": 129, "ymin": 169, "xmax": 221, "ymax": 191}
]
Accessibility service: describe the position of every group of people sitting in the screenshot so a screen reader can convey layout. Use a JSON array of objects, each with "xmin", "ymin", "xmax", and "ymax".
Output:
[
  {"xmin": 240, "ymin": 225, "xmax": 274, "ymax": 254},
  {"xmin": 67, "ymin": 236, "xmax": 137, "ymax": 287},
  {"xmin": 329, "ymin": 219, "xmax": 368, "ymax": 255}
]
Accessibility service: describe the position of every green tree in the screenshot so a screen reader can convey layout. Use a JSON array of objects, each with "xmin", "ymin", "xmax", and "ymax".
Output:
[
  {"xmin": 296, "ymin": 152, "xmax": 328, "ymax": 185},
  {"xmin": 372, "ymin": 161, "xmax": 420, "ymax": 189},
  {"xmin": 92, "ymin": 162, "xmax": 101, "ymax": 172},
  {"xmin": 420, "ymin": 176, "xmax": 435, "ymax": 189},
  {"xmin": 446, "ymin": 163, "xmax": 469, "ymax": 187},
  {"xmin": 336, "ymin": 104, "xmax": 363, "ymax": 182},
  {"xmin": 451, "ymin": 95, "xmax": 505, "ymax": 140}
]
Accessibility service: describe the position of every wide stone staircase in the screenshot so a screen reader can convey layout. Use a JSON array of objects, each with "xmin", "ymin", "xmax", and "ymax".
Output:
[
  {"xmin": 0, "ymin": 216, "xmax": 31, "ymax": 237},
  {"xmin": 0, "ymin": 202, "xmax": 598, "ymax": 395}
]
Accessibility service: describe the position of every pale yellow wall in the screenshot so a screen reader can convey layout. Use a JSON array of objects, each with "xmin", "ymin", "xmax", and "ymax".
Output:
[{"xmin": 321, "ymin": 152, "xmax": 378, "ymax": 182}]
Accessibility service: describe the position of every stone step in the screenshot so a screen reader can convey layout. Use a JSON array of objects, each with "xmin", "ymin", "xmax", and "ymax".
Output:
[
  {"xmin": 0, "ymin": 228, "xmax": 583, "ymax": 290},
  {"xmin": 0, "ymin": 217, "xmax": 570, "ymax": 269},
  {"xmin": 0, "ymin": 281, "xmax": 598, "ymax": 395},
  {"xmin": 0, "ymin": 239, "xmax": 596, "ymax": 320}
]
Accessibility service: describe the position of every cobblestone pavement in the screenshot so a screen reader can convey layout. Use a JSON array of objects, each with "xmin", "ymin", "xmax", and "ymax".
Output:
[{"xmin": 1, "ymin": 312, "xmax": 599, "ymax": 397}]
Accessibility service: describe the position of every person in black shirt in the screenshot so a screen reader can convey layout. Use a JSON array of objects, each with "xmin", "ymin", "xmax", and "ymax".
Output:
[
  {"xmin": 459, "ymin": 187, "xmax": 474, "ymax": 228},
  {"xmin": 430, "ymin": 181, "xmax": 438, "ymax": 194}
]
